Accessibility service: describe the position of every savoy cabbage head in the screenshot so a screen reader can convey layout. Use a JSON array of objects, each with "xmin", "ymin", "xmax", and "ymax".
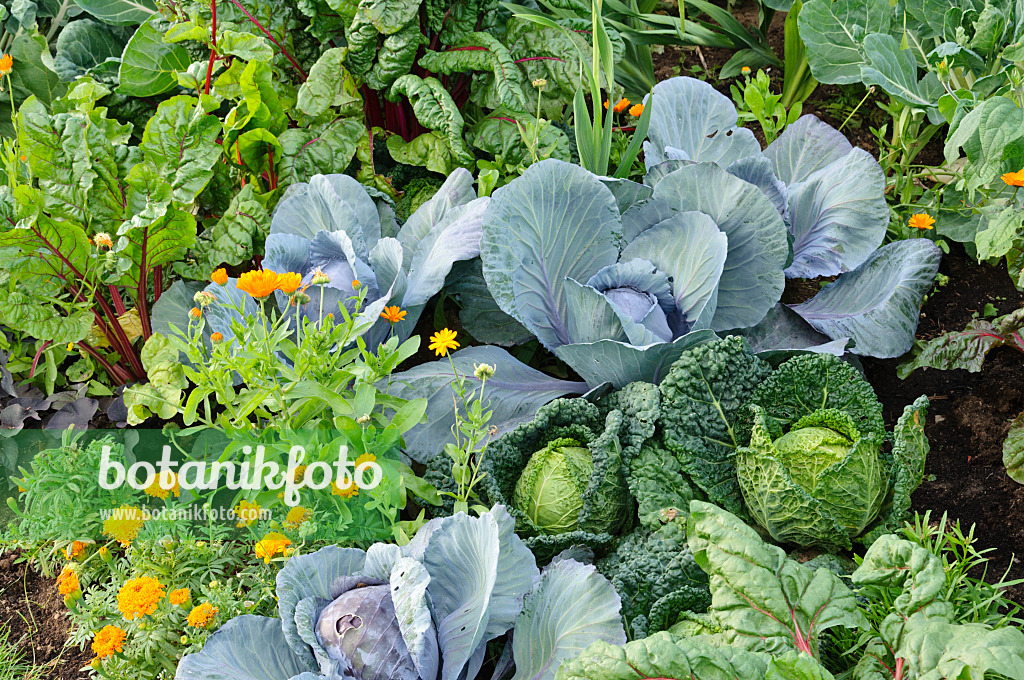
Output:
[{"xmin": 175, "ymin": 506, "xmax": 626, "ymax": 680}]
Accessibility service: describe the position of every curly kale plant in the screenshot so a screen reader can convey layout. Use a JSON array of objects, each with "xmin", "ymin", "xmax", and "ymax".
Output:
[{"xmin": 660, "ymin": 336, "xmax": 930, "ymax": 550}]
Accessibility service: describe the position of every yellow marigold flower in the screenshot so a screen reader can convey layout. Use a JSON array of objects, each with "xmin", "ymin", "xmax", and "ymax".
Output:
[
  {"xmin": 94, "ymin": 232, "xmax": 113, "ymax": 249},
  {"xmin": 1003, "ymin": 170, "xmax": 1024, "ymax": 187},
  {"xmin": 235, "ymin": 500, "xmax": 261, "ymax": 527},
  {"xmin": 57, "ymin": 566, "xmax": 80, "ymax": 596},
  {"xmin": 291, "ymin": 464, "xmax": 307, "ymax": 483},
  {"xmin": 118, "ymin": 576, "xmax": 164, "ymax": 620},
  {"xmin": 144, "ymin": 472, "xmax": 180, "ymax": 499},
  {"xmin": 254, "ymin": 532, "xmax": 291, "ymax": 563},
  {"xmin": 91, "ymin": 625, "xmax": 126, "ymax": 659},
  {"xmin": 211, "ymin": 332, "xmax": 224, "ymax": 343},
  {"xmin": 211, "ymin": 268, "xmax": 229, "ymax": 285},
  {"xmin": 352, "ymin": 279, "xmax": 361, "ymax": 289},
  {"xmin": 168, "ymin": 588, "xmax": 191, "ymax": 606},
  {"xmin": 186, "ymin": 602, "xmax": 219, "ymax": 628},
  {"xmin": 189, "ymin": 307, "xmax": 202, "ymax": 319},
  {"xmin": 908, "ymin": 213, "xmax": 935, "ymax": 230},
  {"xmin": 331, "ymin": 479, "xmax": 359, "ymax": 499},
  {"xmin": 65, "ymin": 540, "xmax": 87, "ymax": 560},
  {"xmin": 278, "ymin": 272, "xmax": 303, "ymax": 294},
  {"xmin": 284, "ymin": 506, "xmax": 310, "ymax": 528},
  {"xmin": 103, "ymin": 506, "xmax": 144, "ymax": 547},
  {"xmin": 741, "ymin": 66, "xmax": 751, "ymax": 74},
  {"xmin": 236, "ymin": 269, "xmax": 281, "ymax": 300},
  {"xmin": 381, "ymin": 305, "xmax": 407, "ymax": 323},
  {"xmin": 629, "ymin": 103, "xmax": 645, "ymax": 117},
  {"xmin": 429, "ymin": 328, "xmax": 459, "ymax": 356}
]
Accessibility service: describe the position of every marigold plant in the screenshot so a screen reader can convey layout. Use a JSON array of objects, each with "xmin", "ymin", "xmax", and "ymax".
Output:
[
  {"xmin": 254, "ymin": 533, "xmax": 291, "ymax": 563},
  {"xmin": 169, "ymin": 588, "xmax": 191, "ymax": 606},
  {"xmin": 92, "ymin": 625, "xmax": 126, "ymax": 659},
  {"xmin": 187, "ymin": 602, "xmax": 219, "ymax": 628},
  {"xmin": 117, "ymin": 576, "xmax": 165, "ymax": 619},
  {"xmin": 57, "ymin": 566, "xmax": 80, "ymax": 596},
  {"xmin": 103, "ymin": 506, "xmax": 145, "ymax": 547}
]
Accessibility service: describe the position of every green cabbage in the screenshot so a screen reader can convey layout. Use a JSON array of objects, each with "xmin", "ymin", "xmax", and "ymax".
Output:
[{"xmin": 513, "ymin": 438, "xmax": 594, "ymax": 534}]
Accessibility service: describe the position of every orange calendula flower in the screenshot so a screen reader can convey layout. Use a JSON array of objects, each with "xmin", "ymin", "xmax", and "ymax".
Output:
[
  {"xmin": 331, "ymin": 478, "xmax": 359, "ymax": 499},
  {"xmin": 103, "ymin": 506, "xmax": 144, "ymax": 547},
  {"xmin": 57, "ymin": 566, "xmax": 80, "ymax": 596},
  {"xmin": 236, "ymin": 269, "xmax": 281, "ymax": 300},
  {"xmin": 65, "ymin": 540, "xmax": 87, "ymax": 560},
  {"xmin": 187, "ymin": 602, "xmax": 219, "ymax": 628},
  {"xmin": 1003, "ymin": 170, "xmax": 1024, "ymax": 187},
  {"xmin": 380, "ymin": 306, "xmax": 407, "ymax": 323},
  {"xmin": 92, "ymin": 625, "xmax": 126, "ymax": 659},
  {"xmin": 0, "ymin": 54, "xmax": 12, "ymax": 76},
  {"xmin": 629, "ymin": 103, "xmax": 644, "ymax": 117},
  {"xmin": 117, "ymin": 576, "xmax": 165, "ymax": 620},
  {"xmin": 211, "ymin": 268, "xmax": 229, "ymax": 285},
  {"xmin": 284, "ymin": 506, "xmax": 310, "ymax": 528},
  {"xmin": 254, "ymin": 532, "xmax": 291, "ymax": 563},
  {"xmin": 908, "ymin": 213, "xmax": 935, "ymax": 230},
  {"xmin": 211, "ymin": 332, "xmax": 224, "ymax": 343},
  {"xmin": 278, "ymin": 272, "xmax": 303, "ymax": 294},
  {"xmin": 144, "ymin": 472, "xmax": 180, "ymax": 499},
  {"xmin": 741, "ymin": 66, "xmax": 751, "ymax": 74},
  {"xmin": 94, "ymin": 232, "xmax": 113, "ymax": 249},
  {"xmin": 235, "ymin": 500, "xmax": 261, "ymax": 527},
  {"xmin": 352, "ymin": 279, "xmax": 361, "ymax": 289},
  {"xmin": 429, "ymin": 328, "xmax": 459, "ymax": 356},
  {"xmin": 168, "ymin": 588, "xmax": 191, "ymax": 606}
]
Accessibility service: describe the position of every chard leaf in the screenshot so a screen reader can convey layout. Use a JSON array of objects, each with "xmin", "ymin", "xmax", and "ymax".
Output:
[
  {"xmin": 481, "ymin": 159, "xmax": 620, "ymax": 349},
  {"xmin": 176, "ymin": 183, "xmax": 270, "ymax": 279},
  {"xmin": 175, "ymin": 615, "xmax": 318, "ymax": 680},
  {"xmin": 897, "ymin": 307, "xmax": 1024, "ymax": 378},
  {"xmin": 789, "ymin": 239, "xmax": 941, "ymax": 358},
  {"xmin": 688, "ymin": 500, "xmax": 869, "ymax": 655},
  {"xmin": 1005, "ymin": 412, "xmax": 1024, "ymax": 484},
  {"xmin": 387, "ymin": 75, "xmax": 474, "ymax": 167},
  {"xmin": 124, "ymin": 333, "xmax": 188, "ymax": 425},
  {"xmin": 119, "ymin": 16, "xmax": 190, "ymax": 97},
  {"xmin": 386, "ymin": 131, "xmax": 472, "ymax": 175},
  {"xmin": 296, "ymin": 47, "xmax": 362, "ymax": 118},
  {"xmin": 278, "ymin": 120, "xmax": 365, "ymax": 191},
  {"xmin": 511, "ymin": 560, "xmax": 626, "ymax": 680},
  {"xmin": 139, "ymin": 95, "xmax": 222, "ymax": 204}
]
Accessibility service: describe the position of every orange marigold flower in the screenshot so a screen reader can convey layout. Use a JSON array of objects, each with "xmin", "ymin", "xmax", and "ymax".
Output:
[
  {"xmin": 331, "ymin": 478, "xmax": 359, "ymax": 498},
  {"xmin": 278, "ymin": 272, "xmax": 303, "ymax": 294},
  {"xmin": 0, "ymin": 54, "xmax": 13, "ymax": 76},
  {"xmin": 94, "ymin": 232, "xmax": 113, "ymax": 249},
  {"xmin": 211, "ymin": 332, "xmax": 224, "ymax": 343},
  {"xmin": 235, "ymin": 500, "xmax": 261, "ymax": 527},
  {"xmin": 91, "ymin": 625, "xmax": 126, "ymax": 659},
  {"xmin": 57, "ymin": 566, "xmax": 80, "ymax": 596},
  {"xmin": 65, "ymin": 540, "xmax": 87, "ymax": 560},
  {"xmin": 168, "ymin": 588, "xmax": 191, "ymax": 606},
  {"xmin": 1003, "ymin": 170, "xmax": 1024, "ymax": 187},
  {"xmin": 211, "ymin": 268, "xmax": 229, "ymax": 285},
  {"xmin": 189, "ymin": 307, "xmax": 202, "ymax": 319},
  {"xmin": 380, "ymin": 306, "xmax": 407, "ymax": 323},
  {"xmin": 144, "ymin": 472, "xmax": 180, "ymax": 499},
  {"xmin": 254, "ymin": 532, "xmax": 291, "ymax": 563},
  {"xmin": 118, "ymin": 576, "xmax": 165, "ymax": 620},
  {"xmin": 236, "ymin": 269, "xmax": 281, "ymax": 299},
  {"xmin": 103, "ymin": 506, "xmax": 144, "ymax": 547},
  {"xmin": 908, "ymin": 213, "xmax": 935, "ymax": 230},
  {"xmin": 628, "ymin": 103, "xmax": 644, "ymax": 117},
  {"xmin": 187, "ymin": 602, "xmax": 219, "ymax": 628},
  {"xmin": 284, "ymin": 506, "xmax": 310, "ymax": 528},
  {"xmin": 428, "ymin": 328, "xmax": 459, "ymax": 357}
]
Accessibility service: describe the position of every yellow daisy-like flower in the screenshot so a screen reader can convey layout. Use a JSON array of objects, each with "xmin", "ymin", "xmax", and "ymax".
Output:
[
  {"xmin": 235, "ymin": 500, "xmax": 261, "ymax": 527},
  {"xmin": 1002, "ymin": 170, "xmax": 1024, "ymax": 187},
  {"xmin": 908, "ymin": 213, "xmax": 935, "ymax": 230},
  {"xmin": 186, "ymin": 602, "xmax": 219, "ymax": 628},
  {"xmin": 236, "ymin": 269, "xmax": 281, "ymax": 300},
  {"xmin": 291, "ymin": 465, "xmax": 307, "ymax": 484},
  {"xmin": 117, "ymin": 576, "xmax": 165, "ymax": 620},
  {"xmin": 278, "ymin": 272, "xmax": 303, "ymax": 294},
  {"xmin": 380, "ymin": 306, "xmax": 407, "ymax": 323},
  {"xmin": 57, "ymin": 566, "xmax": 80, "ymax": 596},
  {"xmin": 211, "ymin": 268, "xmax": 229, "ymax": 285},
  {"xmin": 144, "ymin": 472, "xmax": 180, "ymax": 499},
  {"xmin": 284, "ymin": 506, "xmax": 310, "ymax": 528},
  {"xmin": 254, "ymin": 532, "xmax": 291, "ymax": 563},
  {"xmin": 428, "ymin": 328, "xmax": 459, "ymax": 356},
  {"xmin": 169, "ymin": 588, "xmax": 191, "ymax": 606},
  {"xmin": 91, "ymin": 625, "xmax": 126, "ymax": 659},
  {"xmin": 354, "ymin": 452, "xmax": 376, "ymax": 468},
  {"xmin": 629, "ymin": 103, "xmax": 645, "ymax": 117},
  {"xmin": 65, "ymin": 540, "xmax": 87, "ymax": 560},
  {"xmin": 331, "ymin": 478, "xmax": 359, "ymax": 499},
  {"xmin": 103, "ymin": 506, "xmax": 145, "ymax": 547}
]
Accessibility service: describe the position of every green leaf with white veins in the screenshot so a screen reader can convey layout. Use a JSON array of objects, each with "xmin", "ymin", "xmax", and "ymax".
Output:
[
  {"xmin": 860, "ymin": 34, "xmax": 941, "ymax": 108},
  {"xmin": 75, "ymin": 0, "xmax": 156, "ymax": 24},
  {"xmin": 799, "ymin": 0, "xmax": 892, "ymax": 84},
  {"xmin": 688, "ymin": 500, "xmax": 869, "ymax": 656},
  {"xmin": 139, "ymin": 96, "xmax": 222, "ymax": 204}
]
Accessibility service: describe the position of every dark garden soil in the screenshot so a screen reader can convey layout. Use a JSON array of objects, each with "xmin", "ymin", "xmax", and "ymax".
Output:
[
  {"xmin": 0, "ymin": 550, "xmax": 90, "ymax": 679},
  {"xmin": 862, "ymin": 247, "xmax": 1024, "ymax": 602}
]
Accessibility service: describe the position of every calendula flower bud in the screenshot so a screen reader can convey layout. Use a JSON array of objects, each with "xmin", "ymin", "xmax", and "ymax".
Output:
[
  {"xmin": 189, "ymin": 307, "xmax": 202, "ymax": 319},
  {"xmin": 211, "ymin": 332, "xmax": 224, "ymax": 343},
  {"xmin": 193, "ymin": 290, "xmax": 216, "ymax": 307},
  {"xmin": 311, "ymin": 268, "xmax": 331, "ymax": 285},
  {"xmin": 532, "ymin": 78, "xmax": 547, "ymax": 89},
  {"xmin": 290, "ymin": 291, "xmax": 311, "ymax": 305},
  {"xmin": 356, "ymin": 415, "xmax": 370, "ymax": 424},
  {"xmin": 473, "ymin": 363, "xmax": 496, "ymax": 380}
]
